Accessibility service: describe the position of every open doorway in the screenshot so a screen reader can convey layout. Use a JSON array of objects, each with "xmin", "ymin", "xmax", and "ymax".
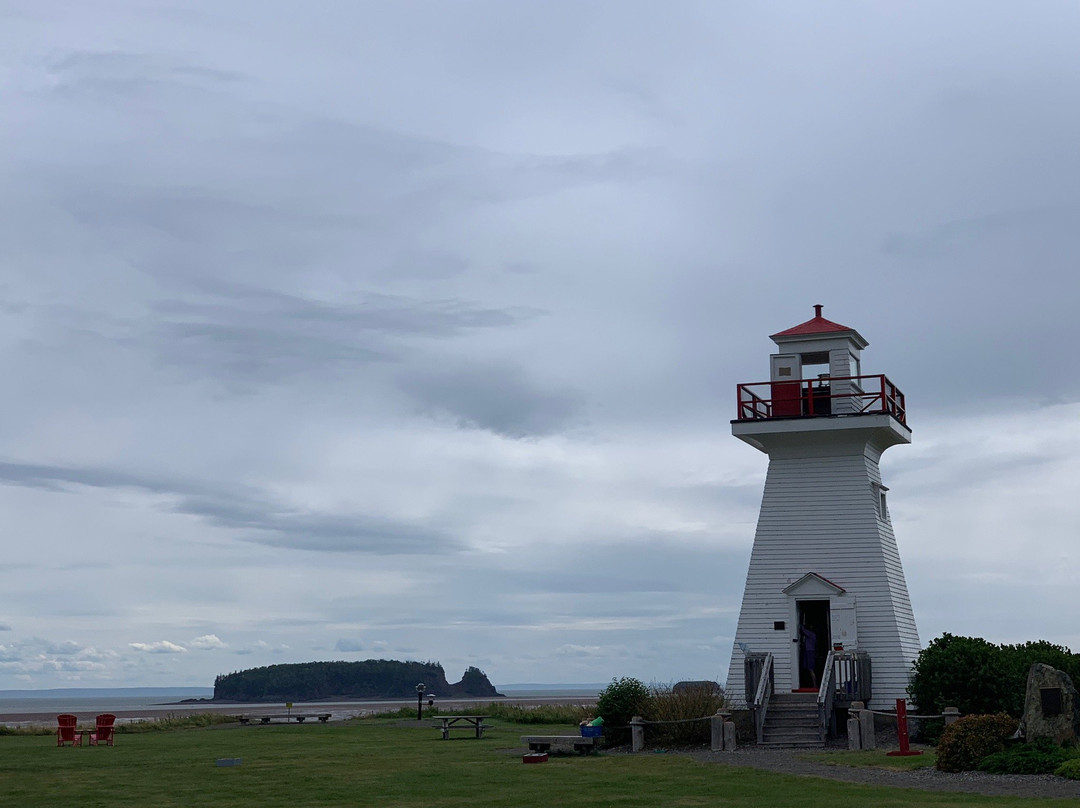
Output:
[{"xmin": 796, "ymin": 600, "xmax": 831, "ymax": 690}]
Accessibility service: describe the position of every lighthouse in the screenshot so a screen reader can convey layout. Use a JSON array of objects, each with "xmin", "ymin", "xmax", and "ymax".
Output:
[{"xmin": 725, "ymin": 306, "xmax": 920, "ymax": 723}]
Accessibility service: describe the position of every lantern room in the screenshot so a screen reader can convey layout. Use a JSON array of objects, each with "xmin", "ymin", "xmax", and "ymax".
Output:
[{"xmin": 736, "ymin": 304, "xmax": 905, "ymax": 424}]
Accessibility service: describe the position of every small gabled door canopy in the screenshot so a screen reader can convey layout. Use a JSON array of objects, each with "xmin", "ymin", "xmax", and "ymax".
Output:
[{"xmin": 782, "ymin": 572, "xmax": 846, "ymax": 597}]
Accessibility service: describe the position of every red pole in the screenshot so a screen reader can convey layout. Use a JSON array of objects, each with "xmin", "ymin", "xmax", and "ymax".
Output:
[
  {"xmin": 895, "ymin": 698, "xmax": 909, "ymax": 753},
  {"xmin": 886, "ymin": 698, "xmax": 923, "ymax": 756}
]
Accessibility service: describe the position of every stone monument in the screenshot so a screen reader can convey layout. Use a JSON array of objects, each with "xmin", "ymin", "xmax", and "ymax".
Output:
[{"xmin": 1021, "ymin": 662, "xmax": 1080, "ymax": 744}]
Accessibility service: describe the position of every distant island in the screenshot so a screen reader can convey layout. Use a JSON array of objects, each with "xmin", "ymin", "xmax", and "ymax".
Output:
[{"xmin": 210, "ymin": 660, "xmax": 503, "ymax": 702}]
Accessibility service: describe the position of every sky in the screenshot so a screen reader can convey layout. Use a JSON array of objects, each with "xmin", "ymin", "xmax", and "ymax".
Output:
[{"xmin": 1, "ymin": 0, "xmax": 1079, "ymax": 691}]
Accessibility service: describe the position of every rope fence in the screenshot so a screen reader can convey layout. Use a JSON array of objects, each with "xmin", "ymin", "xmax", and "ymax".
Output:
[
  {"xmin": 864, "ymin": 709, "xmax": 947, "ymax": 719},
  {"xmin": 633, "ymin": 716, "xmax": 713, "ymax": 726},
  {"xmin": 608, "ymin": 702, "xmax": 958, "ymax": 754},
  {"xmin": 624, "ymin": 712, "xmax": 739, "ymax": 753}
]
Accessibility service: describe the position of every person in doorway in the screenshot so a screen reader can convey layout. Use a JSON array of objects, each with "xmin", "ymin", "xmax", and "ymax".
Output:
[{"xmin": 800, "ymin": 616, "xmax": 818, "ymax": 689}]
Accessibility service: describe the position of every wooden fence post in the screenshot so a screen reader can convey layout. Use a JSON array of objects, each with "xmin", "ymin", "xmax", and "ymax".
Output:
[
  {"xmin": 847, "ymin": 701, "xmax": 863, "ymax": 750},
  {"xmin": 631, "ymin": 716, "xmax": 645, "ymax": 752},
  {"xmin": 723, "ymin": 716, "xmax": 737, "ymax": 751},
  {"xmin": 858, "ymin": 702, "xmax": 876, "ymax": 750},
  {"xmin": 709, "ymin": 709, "xmax": 736, "ymax": 752},
  {"xmin": 711, "ymin": 710, "xmax": 725, "ymax": 751}
]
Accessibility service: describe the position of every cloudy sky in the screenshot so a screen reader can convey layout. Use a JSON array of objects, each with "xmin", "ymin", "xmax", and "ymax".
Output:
[{"xmin": 2, "ymin": 1, "xmax": 1079, "ymax": 691}]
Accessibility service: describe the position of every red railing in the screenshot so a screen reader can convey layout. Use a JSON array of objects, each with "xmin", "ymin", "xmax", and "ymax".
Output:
[{"xmin": 736, "ymin": 374, "xmax": 906, "ymax": 424}]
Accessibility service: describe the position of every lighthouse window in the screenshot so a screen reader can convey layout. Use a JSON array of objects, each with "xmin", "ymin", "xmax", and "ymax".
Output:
[{"xmin": 872, "ymin": 482, "xmax": 889, "ymax": 519}]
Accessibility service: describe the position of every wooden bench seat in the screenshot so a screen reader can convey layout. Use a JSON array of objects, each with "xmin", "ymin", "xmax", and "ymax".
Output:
[
  {"xmin": 238, "ymin": 713, "xmax": 331, "ymax": 725},
  {"xmin": 520, "ymin": 735, "xmax": 600, "ymax": 754}
]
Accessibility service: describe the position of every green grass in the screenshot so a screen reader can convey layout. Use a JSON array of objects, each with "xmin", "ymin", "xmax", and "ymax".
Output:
[
  {"xmin": 0, "ymin": 719, "xmax": 1068, "ymax": 807},
  {"xmin": 799, "ymin": 748, "xmax": 938, "ymax": 771}
]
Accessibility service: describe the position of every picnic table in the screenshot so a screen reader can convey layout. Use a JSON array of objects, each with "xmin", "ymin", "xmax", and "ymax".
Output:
[{"xmin": 435, "ymin": 716, "xmax": 489, "ymax": 740}]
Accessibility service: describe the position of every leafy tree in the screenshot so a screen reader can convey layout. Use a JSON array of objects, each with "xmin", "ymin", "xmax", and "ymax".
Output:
[
  {"xmin": 1001, "ymin": 641, "xmax": 1080, "ymax": 717},
  {"xmin": 909, "ymin": 634, "xmax": 1012, "ymax": 716},
  {"xmin": 596, "ymin": 677, "xmax": 651, "ymax": 744}
]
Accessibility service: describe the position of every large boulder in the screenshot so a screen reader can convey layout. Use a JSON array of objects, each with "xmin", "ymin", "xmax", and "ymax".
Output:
[{"xmin": 1021, "ymin": 663, "xmax": 1080, "ymax": 744}]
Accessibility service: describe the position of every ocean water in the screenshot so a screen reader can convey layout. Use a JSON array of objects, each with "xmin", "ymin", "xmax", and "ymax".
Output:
[{"xmin": 0, "ymin": 686, "xmax": 600, "ymax": 725}]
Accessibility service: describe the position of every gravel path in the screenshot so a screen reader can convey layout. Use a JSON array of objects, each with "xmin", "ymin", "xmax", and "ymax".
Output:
[{"xmin": 680, "ymin": 745, "xmax": 1080, "ymax": 801}]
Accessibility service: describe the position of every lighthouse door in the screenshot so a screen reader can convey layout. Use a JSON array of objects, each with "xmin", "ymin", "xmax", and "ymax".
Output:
[
  {"xmin": 770, "ymin": 354, "xmax": 802, "ymax": 416},
  {"xmin": 795, "ymin": 600, "xmax": 830, "ymax": 690}
]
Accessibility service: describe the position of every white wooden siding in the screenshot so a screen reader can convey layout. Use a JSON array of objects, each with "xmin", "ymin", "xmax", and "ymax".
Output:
[{"xmin": 725, "ymin": 424, "xmax": 921, "ymax": 709}]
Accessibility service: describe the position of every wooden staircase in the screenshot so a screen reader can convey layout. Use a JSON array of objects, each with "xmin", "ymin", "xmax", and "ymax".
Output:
[{"xmin": 759, "ymin": 692, "xmax": 823, "ymax": 748}]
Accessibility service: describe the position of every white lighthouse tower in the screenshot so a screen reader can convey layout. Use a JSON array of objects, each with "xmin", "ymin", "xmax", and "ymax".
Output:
[{"xmin": 725, "ymin": 306, "xmax": 920, "ymax": 729}]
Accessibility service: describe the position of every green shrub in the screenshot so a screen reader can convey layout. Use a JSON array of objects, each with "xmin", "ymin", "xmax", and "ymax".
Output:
[
  {"xmin": 1055, "ymin": 758, "xmax": 1080, "ymax": 779},
  {"xmin": 480, "ymin": 702, "xmax": 591, "ymax": 725},
  {"xmin": 909, "ymin": 633, "xmax": 1080, "ymax": 719},
  {"xmin": 364, "ymin": 706, "xmax": 433, "ymax": 719},
  {"xmin": 0, "ymin": 724, "xmax": 53, "ymax": 736},
  {"xmin": 936, "ymin": 713, "xmax": 1017, "ymax": 772},
  {"xmin": 645, "ymin": 682, "xmax": 725, "ymax": 747},
  {"xmin": 909, "ymin": 635, "xmax": 1013, "ymax": 717},
  {"xmin": 117, "ymin": 713, "xmax": 239, "ymax": 733},
  {"xmin": 361, "ymin": 702, "xmax": 591, "ymax": 725},
  {"xmin": 978, "ymin": 737, "xmax": 1072, "ymax": 774},
  {"xmin": 597, "ymin": 677, "xmax": 651, "ymax": 744}
]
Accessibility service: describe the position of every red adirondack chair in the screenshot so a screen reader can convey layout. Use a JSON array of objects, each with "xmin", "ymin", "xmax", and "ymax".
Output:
[
  {"xmin": 56, "ymin": 714, "xmax": 82, "ymax": 747},
  {"xmin": 89, "ymin": 714, "xmax": 116, "ymax": 747}
]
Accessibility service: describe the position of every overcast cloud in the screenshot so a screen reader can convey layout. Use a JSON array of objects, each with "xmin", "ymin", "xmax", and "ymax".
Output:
[{"xmin": 2, "ymin": 1, "xmax": 1079, "ymax": 689}]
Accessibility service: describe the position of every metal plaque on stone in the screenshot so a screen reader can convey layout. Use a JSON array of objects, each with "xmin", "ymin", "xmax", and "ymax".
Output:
[{"xmin": 1041, "ymin": 687, "xmax": 1063, "ymax": 717}]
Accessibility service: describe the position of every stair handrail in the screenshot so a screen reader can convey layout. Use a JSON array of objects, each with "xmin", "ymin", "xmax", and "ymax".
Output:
[
  {"xmin": 816, "ymin": 650, "xmax": 837, "ymax": 742},
  {"xmin": 750, "ymin": 652, "xmax": 773, "ymax": 744}
]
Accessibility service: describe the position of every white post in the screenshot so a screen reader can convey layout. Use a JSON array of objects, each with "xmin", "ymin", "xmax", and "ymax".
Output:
[
  {"xmin": 631, "ymin": 716, "xmax": 645, "ymax": 752},
  {"xmin": 858, "ymin": 702, "xmax": 876, "ymax": 750},
  {"xmin": 847, "ymin": 701, "xmax": 863, "ymax": 750},
  {"xmin": 723, "ymin": 719, "xmax": 737, "ymax": 752},
  {"xmin": 711, "ymin": 710, "xmax": 725, "ymax": 751}
]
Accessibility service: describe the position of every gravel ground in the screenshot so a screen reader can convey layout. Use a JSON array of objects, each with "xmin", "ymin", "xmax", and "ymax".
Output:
[{"xmin": 670, "ymin": 744, "xmax": 1080, "ymax": 800}]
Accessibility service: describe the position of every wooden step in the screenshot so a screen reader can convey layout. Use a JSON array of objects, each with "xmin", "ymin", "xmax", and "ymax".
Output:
[{"xmin": 760, "ymin": 693, "xmax": 823, "ymax": 748}]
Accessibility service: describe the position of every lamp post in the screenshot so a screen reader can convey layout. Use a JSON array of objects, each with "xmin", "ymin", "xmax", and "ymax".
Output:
[{"xmin": 416, "ymin": 682, "xmax": 425, "ymax": 721}]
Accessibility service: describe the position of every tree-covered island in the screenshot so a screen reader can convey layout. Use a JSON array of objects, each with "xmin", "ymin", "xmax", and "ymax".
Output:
[{"xmin": 212, "ymin": 660, "xmax": 502, "ymax": 702}]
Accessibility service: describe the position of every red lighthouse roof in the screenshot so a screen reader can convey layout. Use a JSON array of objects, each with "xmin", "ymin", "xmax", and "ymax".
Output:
[{"xmin": 770, "ymin": 304, "xmax": 863, "ymax": 342}]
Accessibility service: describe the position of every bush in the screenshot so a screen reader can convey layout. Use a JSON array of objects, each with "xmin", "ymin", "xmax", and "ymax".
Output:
[
  {"xmin": 936, "ymin": 713, "xmax": 1018, "ymax": 772},
  {"xmin": 596, "ymin": 677, "xmax": 651, "ymax": 744},
  {"xmin": 1055, "ymin": 758, "xmax": 1080, "ymax": 780},
  {"xmin": 0, "ymin": 724, "xmax": 54, "ymax": 736},
  {"xmin": 645, "ymin": 682, "xmax": 725, "ymax": 747},
  {"xmin": 1003, "ymin": 641, "xmax": 1080, "ymax": 716},
  {"xmin": 978, "ymin": 737, "xmax": 1073, "ymax": 774},
  {"xmin": 118, "ymin": 713, "xmax": 239, "ymax": 733},
  {"xmin": 909, "ymin": 634, "xmax": 1013, "ymax": 717},
  {"xmin": 480, "ymin": 702, "xmax": 591, "ymax": 725},
  {"xmin": 909, "ymin": 633, "xmax": 1080, "ymax": 719}
]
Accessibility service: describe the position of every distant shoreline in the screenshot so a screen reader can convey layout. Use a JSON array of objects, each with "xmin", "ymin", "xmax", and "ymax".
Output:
[{"xmin": 0, "ymin": 691, "xmax": 599, "ymax": 726}]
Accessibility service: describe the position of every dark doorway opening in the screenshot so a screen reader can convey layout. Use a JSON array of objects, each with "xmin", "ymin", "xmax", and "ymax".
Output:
[{"xmin": 796, "ymin": 600, "xmax": 830, "ymax": 690}]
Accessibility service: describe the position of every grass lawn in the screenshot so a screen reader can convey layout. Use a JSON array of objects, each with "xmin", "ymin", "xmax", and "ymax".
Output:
[
  {"xmin": 0, "ymin": 719, "xmax": 1064, "ymax": 807},
  {"xmin": 799, "ymin": 748, "xmax": 938, "ymax": 771}
]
